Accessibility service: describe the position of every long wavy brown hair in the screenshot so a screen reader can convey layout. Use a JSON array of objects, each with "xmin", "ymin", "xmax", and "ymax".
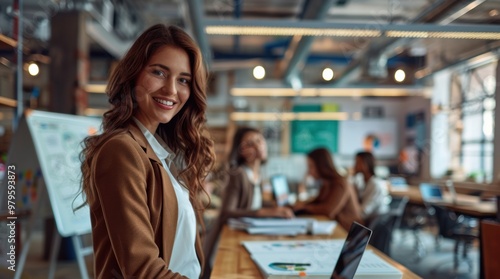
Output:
[
  {"xmin": 307, "ymin": 147, "xmax": 345, "ymax": 186},
  {"xmin": 78, "ymin": 24, "xmax": 215, "ymax": 211}
]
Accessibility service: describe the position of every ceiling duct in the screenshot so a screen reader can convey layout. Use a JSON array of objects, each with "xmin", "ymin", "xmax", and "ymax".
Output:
[
  {"xmin": 85, "ymin": 0, "xmax": 142, "ymax": 58},
  {"xmin": 84, "ymin": 0, "xmax": 114, "ymax": 32},
  {"xmin": 185, "ymin": 0, "xmax": 212, "ymax": 67},
  {"xmin": 334, "ymin": 0, "xmax": 483, "ymax": 86},
  {"xmin": 282, "ymin": 0, "xmax": 335, "ymax": 88},
  {"xmin": 113, "ymin": 2, "xmax": 141, "ymax": 40},
  {"xmin": 361, "ymin": 53, "xmax": 388, "ymax": 80},
  {"xmin": 86, "ymin": 20, "xmax": 132, "ymax": 58}
]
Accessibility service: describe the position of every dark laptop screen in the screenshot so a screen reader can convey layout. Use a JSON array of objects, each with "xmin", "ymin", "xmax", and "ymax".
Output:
[{"xmin": 331, "ymin": 222, "xmax": 372, "ymax": 279}]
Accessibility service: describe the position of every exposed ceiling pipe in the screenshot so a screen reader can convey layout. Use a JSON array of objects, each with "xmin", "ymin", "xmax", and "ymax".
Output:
[
  {"xmin": 379, "ymin": 0, "xmax": 487, "ymax": 61},
  {"xmin": 233, "ymin": 0, "xmax": 243, "ymax": 52},
  {"xmin": 439, "ymin": 0, "xmax": 486, "ymax": 25},
  {"xmin": 332, "ymin": 0, "xmax": 480, "ymax": 86},
  {"xmin": 186, "ymin": 0, "xmax": 212, "ymax": 68},
  {"xmin": 332, "ymin": 0, "xmax": 453, "ymax": 86},
  {"xmin": 14, "ymin": 0, "xmax": 23, "ymax": 128},
  {"xmin": 86, "ymin": 20, "xmax": 132, "ymax": 58},
  {"xmin": 282, "ymin": 0, "xmax": 335, "ymax": 88},
  {"xmin": 417, "ymin": 40, "xmax": 500, "ymax": 79}
]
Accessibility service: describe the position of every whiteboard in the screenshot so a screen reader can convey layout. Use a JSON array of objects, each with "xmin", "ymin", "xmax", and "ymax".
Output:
[
  {"xmin": 338, "ymin": 119, "xmax": 398, "ymax": 158},
  {"xmin": 26, "ymin": 110, "xmax": 101, "ymax": 237}
]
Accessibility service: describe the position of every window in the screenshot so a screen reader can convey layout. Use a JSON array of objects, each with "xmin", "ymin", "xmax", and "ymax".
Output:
[{"xmin": 452, "ymin": 62, "xmax": 496, "ymax": 182}]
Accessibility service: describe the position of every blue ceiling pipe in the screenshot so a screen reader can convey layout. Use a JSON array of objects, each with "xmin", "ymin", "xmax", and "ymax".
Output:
[
  {"xmin": 282, "ymin": 0, "xmax": 335, "ymax": 87},
  {"xmin": 233, "ymin": 0, "xmax": 243, "ymax": 52}
]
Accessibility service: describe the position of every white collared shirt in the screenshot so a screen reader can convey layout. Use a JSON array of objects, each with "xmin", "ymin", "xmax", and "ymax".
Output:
[
  {"xmin": 244, "ymin": 166, "xmax": 262, "ymax": 210},
  {"xmin": 133, "ymin": 118, "xmax": 200, "ymax": 278}
]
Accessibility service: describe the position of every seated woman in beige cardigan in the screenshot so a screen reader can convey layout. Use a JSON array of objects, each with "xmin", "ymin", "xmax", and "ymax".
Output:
[
  {"xmin": 221, "ymin": 126, "xmax": 294, "ymax": 220},
  {"xmin": 293, "ymin": 147, "xmax": 363, "ymax": 231},
  {"xmin": 203, "ymin": 127, "xmax": 294, "ymax": 278}
]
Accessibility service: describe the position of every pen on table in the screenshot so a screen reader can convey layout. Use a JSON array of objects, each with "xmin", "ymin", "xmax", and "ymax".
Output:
[{"xmin": 274, "ymin": 262, "xmax": 311, "ymax": 266}]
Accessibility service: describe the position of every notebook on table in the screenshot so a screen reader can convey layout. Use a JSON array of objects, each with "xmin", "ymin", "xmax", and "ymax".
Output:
[{"xmin": 244, "ymin": 221, "xmax": 402, "ymax": 278}]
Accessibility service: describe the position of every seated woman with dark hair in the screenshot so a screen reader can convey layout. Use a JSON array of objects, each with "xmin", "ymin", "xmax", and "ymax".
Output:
[
  {"xmin": 353, "ymin": 151, "xmax": 390, "ymax": 226},
  {"xmin": 293, "ymin": 147, "xmax": 363, "ymax": 230}
]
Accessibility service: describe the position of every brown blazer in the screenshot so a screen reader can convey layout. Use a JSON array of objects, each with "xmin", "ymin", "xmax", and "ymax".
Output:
[
  {"xmin": 88, "ymin": 123, "xmax": 204, "ymax": 279},
  {"xmin": 303, "ymin": 179, "xmax": 363, "ymax": 231},
  {"xmin": 202, "ymin": 166, "xmax": 259, "ymax": 276}
]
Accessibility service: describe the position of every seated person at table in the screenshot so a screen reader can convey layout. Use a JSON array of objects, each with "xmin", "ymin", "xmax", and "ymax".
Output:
[
  {"xmin": 220, "ymin": 127, "xmax": 294, "ymax": 221},
  {"xmin": 203, "ymin": 127, "xmax": 294, "ymax": 278},
  {"xmin": 293, "ymin": 147, "xmax": 363, "ymax": 230},
  {"xmin": 352, "ymin": 151, "xmax": 390, "ymax": 226}
]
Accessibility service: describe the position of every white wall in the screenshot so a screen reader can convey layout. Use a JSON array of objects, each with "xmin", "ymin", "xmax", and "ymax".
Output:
[{"xmin": 430, "ymin": 70, "xmax": 451, "ymax": 179}]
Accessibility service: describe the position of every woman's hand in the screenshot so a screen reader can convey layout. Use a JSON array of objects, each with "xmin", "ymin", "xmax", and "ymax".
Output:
[
  {"xmin": 292, "ymin": 202, "xmax": 306, "ymax": 212},
  {"xmin": 257, "ymin": 207, "xmax": 295, "ymax": 218}
]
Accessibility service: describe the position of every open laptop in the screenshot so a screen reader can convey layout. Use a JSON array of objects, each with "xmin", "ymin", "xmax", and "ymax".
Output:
[
  {"xmin": 445, "ymin": 180, "xmax": 477, "ymax": 206},
  {"xmin": 419, "ymin": 183, "xmax": 444, "ymax": 203},
  {"xmin": 388, "ymin": 176, "xmax": 409, "ymax": 191},
  {"xmin": 331, "ymin": 222, "xmax": 373, "ymax": 279},
  {"xmin": 270, "ymin": 175, "xmax": 291, "ymax": 207}
]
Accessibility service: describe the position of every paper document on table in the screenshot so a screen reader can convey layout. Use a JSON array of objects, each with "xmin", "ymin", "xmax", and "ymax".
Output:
[
  {"xmin": 246, "ymin": 227, "xmax": 307, "ymax": 236},
  {"xmin": 228, "ymin": 217, "xmax": 314, "ymax": 236},
  {"xmin": 238, "ymin": 217, "xmax": 314, "ymax": 227},
  {"xmin": 250, "ymin": 250, "xmax": 402, "ymax": 279},
  {"xmin": 242, "ymin": 239, "xmax": 345, "ymax": 254},
  {"xmin": 311, "ymin": 220, "xmax": 337, "ymax": 235}
]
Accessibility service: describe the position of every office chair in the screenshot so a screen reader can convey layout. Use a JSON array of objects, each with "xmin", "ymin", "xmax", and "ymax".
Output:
[
  {"xmin": 398, "ymin": 203, "xmax": 432, "ymax": 261},
  {"xmin": 480, "ymin": 220, "xmax": 500, "ymax": 279},
  {"xmin": 369, "ymin": 214, "xmax": 398, "ymax": 256},
  {"xmin": 389, "ymin": 196, "xmax": 409, "ymax": 230},
  {"xmin": 368, "ymin": 197, "xmax": 408, "ymax": 257},
  {"xmin": 432, "ymin": 205, "xmax": 478, "ymax": 272}
]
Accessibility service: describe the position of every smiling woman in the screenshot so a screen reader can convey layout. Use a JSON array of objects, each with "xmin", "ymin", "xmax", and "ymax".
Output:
[
  {"xmin": 78, "ymin": 24, "xmax": 215, "ymax": 279},
  {"xmin": 134, "ymin": 45, "xmax": 192, "ymax": 132}
]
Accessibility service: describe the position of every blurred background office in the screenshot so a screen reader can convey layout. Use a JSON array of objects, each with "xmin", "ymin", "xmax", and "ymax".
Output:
[{"xmin": 1, "ymin": 1, "xmax": 500, "ymax": 279}]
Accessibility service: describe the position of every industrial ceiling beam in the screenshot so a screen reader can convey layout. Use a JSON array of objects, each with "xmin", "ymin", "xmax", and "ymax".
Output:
[
  {"xmin": 378, "ymin": 0, "xmax": 487, "ymax": 64},
  {"xmin": 186, "ymin": 0, "xmax": 212, "ymax": 68},
  {"xmin": 281, "ymin": 0, "xmax": 335, "ymax": 89},
  {"xmin": 332, "ymin": 0, "xmax": 486, "ymax": 86},
  {"xmin": 331, "ymin": 0, "xmax": 453, "ymax": 86},
  {"xmin": 204, "ymin": 19, "xmax": 500, "ymax": 35},
  {"xmin": 416, "ymin": 40, "xmax": 500, "ymax": 80}
]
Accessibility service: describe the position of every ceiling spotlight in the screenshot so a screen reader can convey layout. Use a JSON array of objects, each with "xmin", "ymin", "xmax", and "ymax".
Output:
[
  {"xmin": 489, "ymin": 9, "xmax": 499, "ymax": 17},
  {"xmin": 27, "ymin": 62, "xmax": 40, "ymax": 76},
  {"xmin": 253, "ymin": 65, "xmax": 265, "ymax": 80},
  {"xmin": 394, "ymin": 69, "xmax": 405, "ymax": 83},
  {"xmin": 322, "ymin": 68, "xmax": 334, "ymax": 81}
]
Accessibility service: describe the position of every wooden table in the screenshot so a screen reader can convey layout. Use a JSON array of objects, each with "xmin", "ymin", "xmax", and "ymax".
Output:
[
  {"xmin": 211, "ymin": 224, "xmax": 421, "ymax": 279},
  {"xmin": 390, "ymin": 186, "xmax": 497, "ymax": 219}
]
